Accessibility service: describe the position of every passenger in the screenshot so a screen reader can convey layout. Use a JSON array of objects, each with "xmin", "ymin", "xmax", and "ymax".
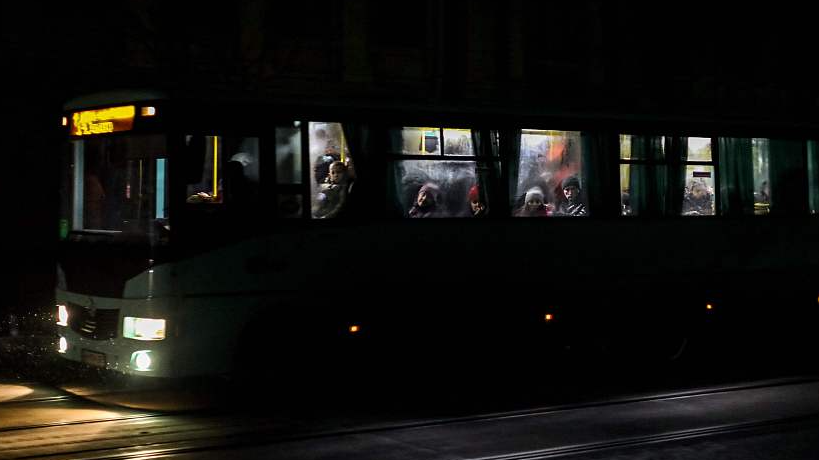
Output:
[
  {"xmin": 421, "ymin": 131, "xmax": 440, "ymax": 154},
  {"xmin": 224, "ymin": 160, "xmax": 253, "ymax": 205},
  {"xmin": 409, "ymin": 182, "xmax": 444, "ymax": 218},
  {"xmin": 554, "ymin": 176, "xmax": 587, "ymax": 216},
  {"xmin": 313, "ymin": 150, "xmax": 341, "ymax": 186},
  {"xmin": 514, "ymin": 186, "xmax": 553, "ymax": 217},
  {"xmin": 682, "ymin": 181, "xmax": 713, "ymax": 216},
  {"xmin": 468, "ymin": 184, "xmax": 488, "ymax": 217},
  {"xmin": 313, "ymin": 161, "xmax": 351, "ymax": 219}
]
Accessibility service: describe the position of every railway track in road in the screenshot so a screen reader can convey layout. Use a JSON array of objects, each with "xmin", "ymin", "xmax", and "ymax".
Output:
[
  {"xmin": 476, "ymin": 414, "xmax": 819, "ymax": 460},
  {"xmin": 29, "ymin": 412, "xmax": 819, "ymax": 460},
  {"xmin": 1, "ymin": 376, "xmax": 818, "ymax": 460}
]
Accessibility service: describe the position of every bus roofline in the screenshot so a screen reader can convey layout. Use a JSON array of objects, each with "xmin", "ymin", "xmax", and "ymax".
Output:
[{"xmin": 63, "ymin": 89, "xmax": 169, "ymax": 111}]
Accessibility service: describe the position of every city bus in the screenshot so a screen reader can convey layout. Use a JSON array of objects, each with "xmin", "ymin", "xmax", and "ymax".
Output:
[{"xmin": 54, "ymin": 89, "xmax": 819, "ymax": 381}]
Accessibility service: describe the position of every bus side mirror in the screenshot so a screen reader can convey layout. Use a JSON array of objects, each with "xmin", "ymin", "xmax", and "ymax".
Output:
[{"xmin": 184, "ymin": 135, "xmax": 205, "ymax": 184}]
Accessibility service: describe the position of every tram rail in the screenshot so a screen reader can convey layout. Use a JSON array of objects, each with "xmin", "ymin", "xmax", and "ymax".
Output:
[{"xmin": 2, "ymin": 375, "xmax": 817, "ymax": 460}]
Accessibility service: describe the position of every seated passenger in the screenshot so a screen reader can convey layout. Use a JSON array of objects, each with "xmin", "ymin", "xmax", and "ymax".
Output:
[
  {"xmin": 409, "ymin": 182, "xmax": 445, "ymax": 218},
  {"xmin": 554, "ymin": 176, "xmax": 587, "ymax": 216},
  {"xmin": 224, "ymin": 160, "xmax": 254, "ymax": 205},
  {"xmin": 514, "ymin": 186, "xmax": 553, "ymax": 217},
  {"xmin": 313, "ymin": 161, "xmax": 351, "ymax": 219}
]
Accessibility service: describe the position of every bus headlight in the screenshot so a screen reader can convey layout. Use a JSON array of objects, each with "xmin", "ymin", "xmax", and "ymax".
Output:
[
  {"xmin": 58, "ymin": 336, "xmax": 68, "ymax": 353},
  {"xmin": 57, "ymin": 304, "xmax": 69, "ymax": 326},
  {"xmin": 123, "ymin": 317, "xmax": 166, "ymax": 341},
  {"xmin": 131, "ymin": 350, "xmax": 154, "ymax": 371}
]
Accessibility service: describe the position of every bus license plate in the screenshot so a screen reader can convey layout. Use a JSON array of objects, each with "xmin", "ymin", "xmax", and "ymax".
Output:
[{"xmin": 81, "ymin": 350, "xmax": 106, "ymax": 368}]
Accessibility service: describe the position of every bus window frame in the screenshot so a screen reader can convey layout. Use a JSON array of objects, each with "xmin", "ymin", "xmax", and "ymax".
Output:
[
  {"xmin": 387, "ymin": 126, "xmax": 493, "ymax": 219},
  {"xmin": 618, "ymin": 134, "xmax": 720, "ymax": 217}
]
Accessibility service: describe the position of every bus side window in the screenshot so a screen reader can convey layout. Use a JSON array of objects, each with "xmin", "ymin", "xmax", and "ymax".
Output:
[
  {"xmin": 619, "ymin": 135, "xmax": 665, "ymax": 217},
  {"xmin": 186, "ymin": 136, "xmax": 260, "ymax": 208},
  {"xmin": 681, "ymin": 137, "xmax": 715, "ymax": 217},
  {"xmin": 515, "ymin": 130, "xmax": 586, "ymax": 217},
  {"xmin": 390, "ymin": 127, "xmax": 488, "ymax": 218},
  {"xmin": 186, "ymin": 136, "xmax": 223, "ymax": 204},
  {"xmin": 309, "ymin": 122, "xmax": 355, "ymax": 219}
]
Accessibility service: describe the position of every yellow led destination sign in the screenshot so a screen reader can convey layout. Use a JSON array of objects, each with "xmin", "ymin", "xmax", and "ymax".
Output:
[{"xmin": 70, "ymin": 105, "xmax": 136, "ymax": 136}]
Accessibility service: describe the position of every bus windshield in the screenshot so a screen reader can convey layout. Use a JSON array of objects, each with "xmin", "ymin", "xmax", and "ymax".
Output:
[{"xmin": 59, "ymin": 134, "xmax": 169, "ymax": 239}]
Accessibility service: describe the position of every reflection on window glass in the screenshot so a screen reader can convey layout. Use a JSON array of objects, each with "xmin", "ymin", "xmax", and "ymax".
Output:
[
  {"xmin": 682, "ymin": 165, "xmax": 715, "ymax": 216},
  {"xmin": 752, "ymin": 138, "xmax": 771, "ymax": 215},
  {"xmin": 443, "ymin": 129, "xmax": 474, "ymax": 156},
  {"xmin": 687, "ymin": 137, "xmax": 712, "ymax": 162},
  {"xmin": 515, "ymin": 130, "xmax": 585, "ymax": 217},
  {"xmin": 619, "ymin": 134, "xmax": 632, "ymax": 160},
  {"xmin": 394, "ymin": 160, "xmax": 481, "ymax": 218},
  {"xmin": 393, "ymin": 127, "xmax": 476, "ymax": 156},
  {"xmin": 275, "ymin": 125, "xmax": 302, "ymax": 184},
  {"xmin": 397, "ymin": 127, "xmax": 440, "ymax": 155},
  {"xmin": 69, "ymin": 135, "xmax": 167, "ymax": 233},
  {"xmin": 309, "ymin": 122, "xmax": 355, "ymax": 219}
]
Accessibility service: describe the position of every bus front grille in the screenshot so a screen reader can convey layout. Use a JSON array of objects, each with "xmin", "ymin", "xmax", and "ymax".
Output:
[{"xmin": 67, "ymin": 303, "xmax": 119, "ymax": 340}]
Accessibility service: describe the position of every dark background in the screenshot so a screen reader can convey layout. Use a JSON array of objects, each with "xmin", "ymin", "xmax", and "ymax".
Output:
[{"xmin": 3, "ymin": 1, "xmax": 818, "ymax": 322}]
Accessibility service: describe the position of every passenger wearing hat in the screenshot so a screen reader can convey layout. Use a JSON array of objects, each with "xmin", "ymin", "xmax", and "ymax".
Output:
[
  {"xmin": 313, "ymin": 161, "xmax": 350, "ymax": 219},
  {"xmin": 555, "ymin": 175, "xmax": 587, "ymax": 216},
  {"xmin": 514, "ymin": 186, "xmax": 553, "ymax": 217},
  {"xmin": 409, "ymin": 182, "xmax": 445, "ymax": 218},
  {"xmin": 468, "ymin": 184, "xmax": 488, "ymax": 217}
]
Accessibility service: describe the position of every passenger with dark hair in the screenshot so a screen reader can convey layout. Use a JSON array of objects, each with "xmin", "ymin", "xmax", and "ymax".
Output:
[
  {"xmin": 514, "ymin": 186, "xmax": 553, "ymax": 217},
  {"xmin": 409, "ymin": 182, "xmax": 444, "ymax": 218},
  {"xmin": 554, "ymin": 176, "xmax": 587, "ymax": 216},
  {"xmin": 224, "ymin": 160, "xmax": 252, "ymax": 205},
  {"xmin": 313, "ymin": 153, "xmax": 341, "ymax": 185},
  {"xmin": 313, "ymin": 161, "xmax": 352, "ymax": 219}
]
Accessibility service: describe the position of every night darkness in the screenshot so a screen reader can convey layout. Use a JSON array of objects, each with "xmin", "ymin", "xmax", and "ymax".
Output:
[
  {"xmin": 3, "ymin": 2, "xmax": 818, "ymax": 331},
  {"xmin": 1, "ymin": 2, "xmax": 819, "ymax": 459}
]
